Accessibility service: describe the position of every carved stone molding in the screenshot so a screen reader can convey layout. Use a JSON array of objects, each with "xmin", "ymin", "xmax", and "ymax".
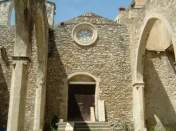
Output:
[
  {"xmin": 133, "ymin": 82, "xmax": 144, "ymax": 89},
  {"xmin": 72, "ymin": 22, "xmax": 98, "ymax": 46}
]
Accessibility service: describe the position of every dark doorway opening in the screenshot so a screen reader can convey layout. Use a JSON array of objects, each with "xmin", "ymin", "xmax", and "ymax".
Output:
[{"xmin": 68, "ymin": 84, "xmax": 95, "ymax": 121}]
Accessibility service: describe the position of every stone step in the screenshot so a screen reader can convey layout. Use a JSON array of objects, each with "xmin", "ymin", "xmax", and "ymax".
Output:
[
  {"xmin": 74, "ymin": 128, "xmax": 112, "ymax": 131},
  {"xmin": 57, "ymin": 122, "xmax": 123, "ymax": 131},
  {"xmin": 74, "ymin": 122, "xmax": 110, "ymax": 127}
]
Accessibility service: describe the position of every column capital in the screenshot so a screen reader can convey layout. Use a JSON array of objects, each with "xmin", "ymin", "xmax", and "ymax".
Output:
[
  {"xmin": 12, "ymin": 60, "xmax": 30, "ymax": 67},
  {"xmin": 11, "ymin": 56, "xmax": 30, "ymax": 65},
  {"xmin": 133, "ymin": 82, "xmax": 144, "ymax": 88},
  {"xmin": 12, "ymin": 56, "xmax": 31, "ymax": 61}
]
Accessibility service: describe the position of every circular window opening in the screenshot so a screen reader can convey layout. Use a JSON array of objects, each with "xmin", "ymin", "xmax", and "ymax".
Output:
[{"xmin": 72, "ymin": 23, "xmax": 98, "ymax": 46}]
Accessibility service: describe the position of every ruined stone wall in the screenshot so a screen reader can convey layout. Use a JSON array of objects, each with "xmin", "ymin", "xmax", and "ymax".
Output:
[
  {"xmin": 0, "ymin": 1, "xmax": 55, "ymax": 130},
  {"xmin": 0, "ymin": 0, "xmax": 55, "ymax": 27},
  {"xmin": 0, "ymin": 26, "xmax": 14, "ymax": 129},
  {"xmin": 0, "ymin": 0, "xmax": 11, "ymax": 25},
  {"xmin": 144, "ymin": 51, "xmax": 176, "ymax": 129},
  {"xmin": 23, "ymin": 35, "xmax": 38, "ymax": 131},
  {"xmin": 0, "ymin": 25, "xmax": 38, "ymax": 131},
  {"xmin": 45, "ymin": 14, "xmax": 132, "ymax": 128},
  {"xmin": 120, "ymin": 0, "xmax": 176, "ymax": 130},
  {"xmin": 126, "ymin": 0, "xmax": 176, "ymax": 81}
]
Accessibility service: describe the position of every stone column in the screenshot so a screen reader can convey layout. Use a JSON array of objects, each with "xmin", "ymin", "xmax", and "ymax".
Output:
[
  {"xmin": 33, "ymin": 73, "xmax": 47, "ymax": 131},
  {"xmin": 133, "ymin": 83, "xmax": 147, "ymax": 131},
  {"xmin": 7, "ymin": 59, "xmax": 29, "ymax": 131},
  {"xmin": 7, "ymin": 0, "xmax": 32, "ymax": 130},
  {"xmin": 33, "ymin": 1, "xmax": 48, "ymax": 131}
]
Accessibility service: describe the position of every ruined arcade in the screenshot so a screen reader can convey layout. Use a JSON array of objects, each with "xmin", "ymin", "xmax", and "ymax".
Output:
[{"xmin": 0, "ymin": 0, "xmax": 176, "ymax": 131}]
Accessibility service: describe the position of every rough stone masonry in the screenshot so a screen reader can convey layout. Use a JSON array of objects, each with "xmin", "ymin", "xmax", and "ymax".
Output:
[{"xmin": 0, "ymin": 0, "xmax": 176, "ymax": 131}]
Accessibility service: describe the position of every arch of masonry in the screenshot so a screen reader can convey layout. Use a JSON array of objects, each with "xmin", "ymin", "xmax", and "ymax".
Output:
[
  {"xmin": 68, "ymin": 72, "xmax": 99, "ymax": 82},
  {"xmin": 7, "ymin": 0, "xmax": 49, "ymax": 131},
  {"xmin": 7, "ymin": 0, "xmax": 14, "ymax": 26},
  {"xmin": 67, "ymin": 72, "xmax": 102, "ymax": 121},
  {"xmin": 133, "ymin": 13, "xmax": 176, "ymax": 131}
]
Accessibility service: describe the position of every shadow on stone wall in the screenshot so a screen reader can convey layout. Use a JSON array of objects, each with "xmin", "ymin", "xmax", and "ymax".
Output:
[
  {"xmin": 144, "ymin": 51, "xmax": 176, "ymax": 130},
  {"xmin": 166, "ymin": 50, "xmax": 176, "ymax": 74},
  {"xmin": 0, "ymin": 64, "xmax": 9, "ymax": 129},
  {"xmin": 45, "ymin": 29, "xmax": 68, "ymax": 130}
]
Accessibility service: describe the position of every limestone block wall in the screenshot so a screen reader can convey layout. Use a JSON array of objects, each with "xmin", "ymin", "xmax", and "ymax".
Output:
[{"xmin": 45, "ymin": 14, "xmax": 132, "ymax": 128}]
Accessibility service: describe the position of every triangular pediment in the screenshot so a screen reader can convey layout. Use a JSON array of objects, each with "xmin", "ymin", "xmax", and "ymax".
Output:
[{"xmin": 56, "ymin": 12, "xmax": 118, "ymax": 26}]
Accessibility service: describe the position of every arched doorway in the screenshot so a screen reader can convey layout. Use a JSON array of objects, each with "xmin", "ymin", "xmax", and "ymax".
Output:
[
  {"xmin": 67, "ymin": 73, "xmax": 97, "ymax": 122},
  {"xmin": 134, "ymin": 15, "xmax": 176, "ymax": 130}
]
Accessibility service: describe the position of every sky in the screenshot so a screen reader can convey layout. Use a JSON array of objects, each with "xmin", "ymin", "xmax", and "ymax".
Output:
[{"xmin": 54, "ymin": 0, "xmax": 131, "ymax": 23}]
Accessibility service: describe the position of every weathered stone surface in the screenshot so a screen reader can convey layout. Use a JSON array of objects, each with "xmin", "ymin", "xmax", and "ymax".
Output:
[
  {"xmin": 144, "ymin": 51, "xmax": 176, "ymax": 129},
  {"xmin": 0, "ymin": 0, "xmax": 176, "ymax": 131},
  {"xmin": 0, "ymin": 26, "xmax": 14, "ymax": 129},
  {"xmin": 0, "ymin": 0, "xmax": 11, "ymax": 26},
  {"xmin": 120, "ymin": 0, "xmax": 176, "ymax": 130},
  {"xmin": 45, "ymin": 13, "xmax": 132, "ymax": 128}
]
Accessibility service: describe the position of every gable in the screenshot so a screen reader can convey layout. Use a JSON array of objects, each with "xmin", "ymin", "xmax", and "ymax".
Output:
[{"xmin": 56, "ymin": 12, "xmax": 119, "ymax": 27}]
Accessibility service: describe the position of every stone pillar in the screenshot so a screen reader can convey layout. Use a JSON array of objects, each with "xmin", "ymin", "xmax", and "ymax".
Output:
[
  {"xmin": 7, "ymin": 59, "xmax": 28, "ymax": 131},
  {"xmin": 133, "ymin": 83, "xmax": 147, "ymax": 131},
  {"xmin": 97, "ymin": 100, "xmax": 105, "ymax": 122},
  {"xmin": 34, "ymin": 73, "xmax": 47, "ymax": 131},
  {"xmin": 46, "ymin": 1, "xmax": 56, "ymax": 28},
  {"xmin": 33, "ymin": 1, "xmax": 48, "ymax": 131},
  {"xmin": 90, "ymin": 107, "xmax": 96, "ymax": 122},
  {"xmin": 7, "ymin": 0, "xmax": 32, "ymax": 130}
]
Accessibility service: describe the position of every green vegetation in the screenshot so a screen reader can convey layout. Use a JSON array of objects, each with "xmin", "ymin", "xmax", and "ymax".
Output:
[{"xmin": 149, "ymin": 127, "xmax": 173, "ymax": 131}]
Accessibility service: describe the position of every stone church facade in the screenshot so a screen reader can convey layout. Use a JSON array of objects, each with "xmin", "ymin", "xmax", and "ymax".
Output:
[{"xmin": 0, "ymin": 0, "xmax": 176, "ymax": 131}]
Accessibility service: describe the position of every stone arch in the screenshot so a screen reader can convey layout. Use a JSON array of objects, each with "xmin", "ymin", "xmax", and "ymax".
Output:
[
  {"xmin": 68, "ymin": 72, "xmax": 100, "ymax": 99},
  {"xmin": 7, "ymin": 1, "xmax": 15, "ymax": 26},
  {"xmin": 68, "ymin": 72, "xmax": 99, "ymax": 82},
  {"xmin": 133, "ymin": 14, "xmax": 176, "ymax": 131},
  {"xmin": 0, "ymin": 0, "xmax": 55, "ymax": 26},
  {"xmin": 67, "ymin": 72, "xmax": 100, "ymax": 121},
  {"xmin": 134, "ymin": 14, "xmax": 175, "ymax": 83}
]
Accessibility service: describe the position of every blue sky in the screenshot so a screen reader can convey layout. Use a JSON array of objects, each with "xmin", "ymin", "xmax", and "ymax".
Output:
[{"xmin": 54, "ymin": 0, "xmax": 131, "ymax": 23}]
